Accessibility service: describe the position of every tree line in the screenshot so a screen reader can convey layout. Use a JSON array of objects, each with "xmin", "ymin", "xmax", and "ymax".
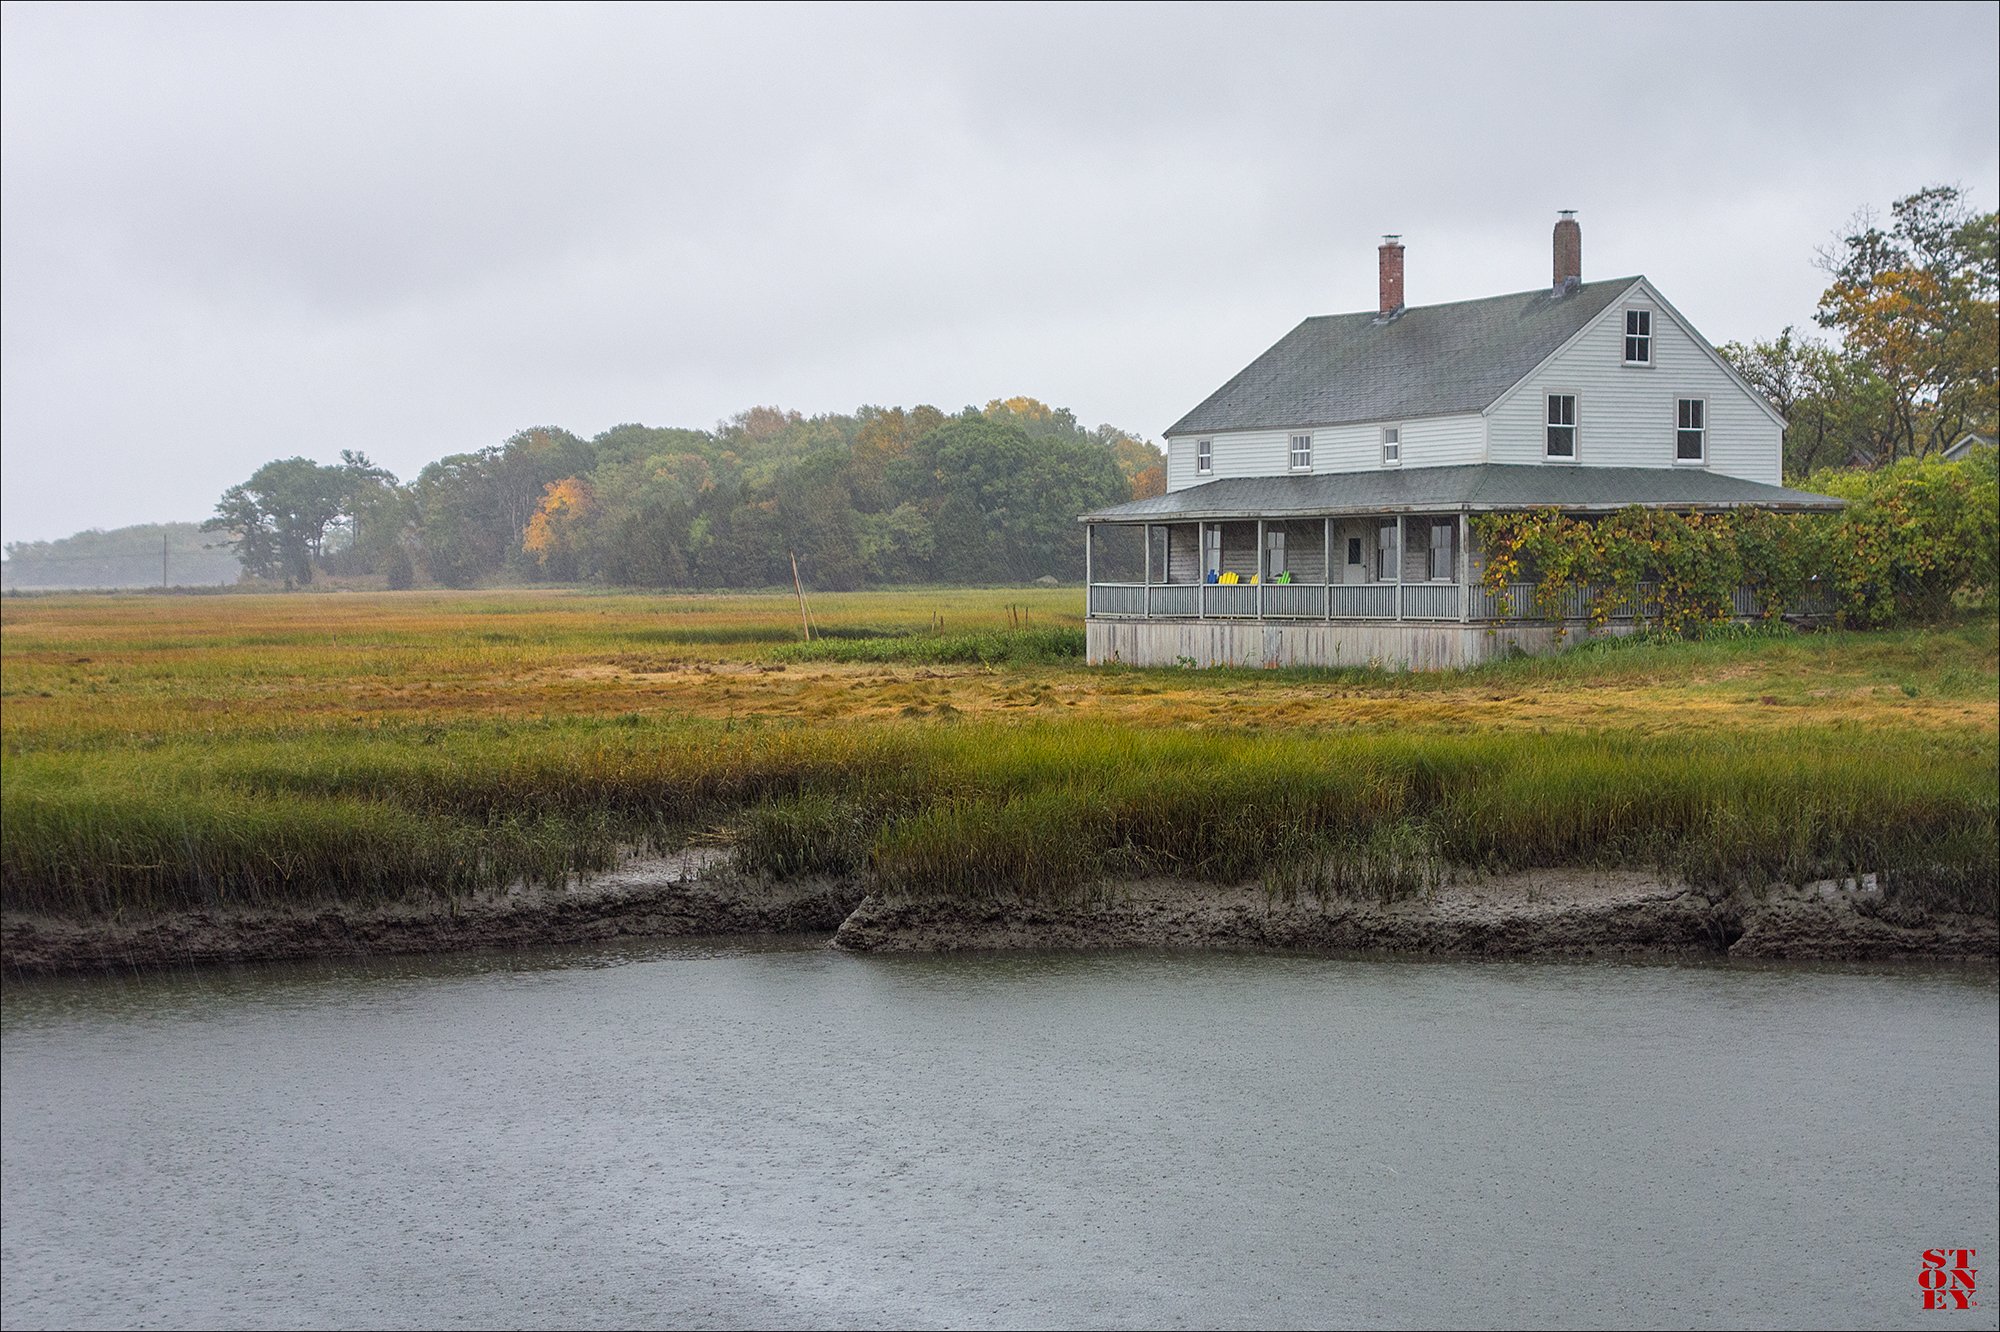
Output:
[
  {"xmin": 1720, "ymin": 184, "xmax": 1998, "ymax": 477},
  {"xmin": 202, "ymin": 398, "xmax": 1165, "ymax": 590}
]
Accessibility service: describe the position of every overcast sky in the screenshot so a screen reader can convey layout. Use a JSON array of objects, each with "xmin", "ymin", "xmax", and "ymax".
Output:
[{"xmin": 3, "ymin": 1, "xmax": 1996, "ymax": 544}]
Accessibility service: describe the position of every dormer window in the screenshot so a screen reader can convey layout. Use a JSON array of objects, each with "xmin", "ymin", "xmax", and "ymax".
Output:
[
  {"xmin": 1624, "ymin": 310, "xmax": 1653, "ymax": 365},
  {"xmin": 1196, "ymin": 439, "xmax": 1213, "ymax": 474},
  {"xmin": 1289, "ymin": 433, "xmax": 1312, "ymax": 470},
  {"xmin": 1382, "ymin": 426, "xmax": 1401, "ymax": 466}
]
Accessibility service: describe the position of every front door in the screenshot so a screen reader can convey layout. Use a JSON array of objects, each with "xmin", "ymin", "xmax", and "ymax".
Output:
[{"xmin": 1343, "ymin": 533, "xmax": 1367, "ymax": 585}]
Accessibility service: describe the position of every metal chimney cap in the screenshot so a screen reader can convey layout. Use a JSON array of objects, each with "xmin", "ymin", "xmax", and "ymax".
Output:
[
  {"xmin": 1556, "ymin": 210, "xmax": 1578, "ymax": 219},
  {"xmin": 1381, "ymin": 233, "xmax": 1403, "ymax": 244}
]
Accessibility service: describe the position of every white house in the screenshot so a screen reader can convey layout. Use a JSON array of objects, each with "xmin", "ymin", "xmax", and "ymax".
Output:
[{"xmin": 1080, "ymin": 213, "xmax": 1843, "ymax": 669}]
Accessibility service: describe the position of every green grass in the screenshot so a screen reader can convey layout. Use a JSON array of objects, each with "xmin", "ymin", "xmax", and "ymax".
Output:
[
  {"xmin": 770, "ymin": 627, "xmax": 1085, "ymax": 666},
  {"xmin": 2, "ymin": 589, "xmax": 1994, "ymax": 923}
]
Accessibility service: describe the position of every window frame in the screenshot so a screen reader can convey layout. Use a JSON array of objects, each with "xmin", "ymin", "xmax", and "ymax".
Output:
[
  {"xmin": 1544, "ymin": 391, "xmax": 1580, "ymax": 462},
  {"xmin": 1623, "ymin": 309, "xmax": 1654, "ymax": 366},
  {"xmin": 1674, "ymin": 395, "xmax": 1708, "ymax": 465},
  {"xmin": 1375, "ymin": 523, "xmax": 1398, "ymax": 582},
  {"xmin": 1289, "ymin": 432, "xmax": 1313, "ymax": 472},
  {"xmin": 1381, "ymin": 424, "xmax": 1402, "ymax": 467},
  {"xmin": 1427, "ymin": 521, "xmax": 1456, "ymax": 582},
  {"xmin": 1195, "ymin": 438, "xmax": 1213, "ymax": 475}
]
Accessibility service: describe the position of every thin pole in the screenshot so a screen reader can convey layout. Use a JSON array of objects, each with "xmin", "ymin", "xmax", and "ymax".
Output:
[
  {"xmin": 162, "ymin": 533, "xmax": 169, "ymax": 589},
  {"xmin": 1324, "ymin": 516, "xmax": 1333, "ymax": 620},
  {"xmin": 1256, "ymin": 518, "xmax": 1267, "ymax": 620},
  {"xmin": 1395, "ymin": 515, "xmax": 1405, "ymax": 621},
  {"xmin": 789, "ymin": 552, "xmax": 811, "ymax": 642}
]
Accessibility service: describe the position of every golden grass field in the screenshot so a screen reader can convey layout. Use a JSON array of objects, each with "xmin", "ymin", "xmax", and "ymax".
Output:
[
  {"xmin": 4, "ymin": 585, "xmax": 1995, "ymax": 743},
  {"xmin": 3, "ymin": 586, "xmax": 1995, "ymax": 916}
]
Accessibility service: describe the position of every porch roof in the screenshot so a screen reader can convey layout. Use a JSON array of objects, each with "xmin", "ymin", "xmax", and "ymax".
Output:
[{"xmin": 1080, "ymin": 463, "xmax": 1845, "ymax": 523}]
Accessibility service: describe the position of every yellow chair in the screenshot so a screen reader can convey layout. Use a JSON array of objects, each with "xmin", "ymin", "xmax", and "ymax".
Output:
[{"xmin": 1219, "ymin": 571, "xmax": 1239, "ymax": 585}]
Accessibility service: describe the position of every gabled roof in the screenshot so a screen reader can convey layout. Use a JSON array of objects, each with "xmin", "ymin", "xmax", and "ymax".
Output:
[
  {"xmin": 1167, "ymin": 278, "xmax": 1641, "ymax": 437},
  {"xmin": 1081, "ymin": 463, "xmax": 1845, "ymax": 522}
]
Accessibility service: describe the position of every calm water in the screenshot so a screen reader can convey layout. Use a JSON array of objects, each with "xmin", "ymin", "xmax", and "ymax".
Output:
[{"xmin": 2, "ymin": 942, "xmax": 1995, "ymax": 1331}]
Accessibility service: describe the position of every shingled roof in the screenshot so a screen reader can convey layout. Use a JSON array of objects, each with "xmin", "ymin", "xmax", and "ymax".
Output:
[
  {"xmin": 1167, "ymin": 277, "xmax": 1642, "ymax": 437},
  {"xmin": 1081, "ymin": 464, "xmax": 1845, "ymax": 522}
]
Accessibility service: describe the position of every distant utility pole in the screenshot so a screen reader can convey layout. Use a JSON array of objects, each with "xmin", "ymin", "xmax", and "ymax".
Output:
[{"xmin": 162, "ymin": 534, "xmax": 169, "ymax": 589}]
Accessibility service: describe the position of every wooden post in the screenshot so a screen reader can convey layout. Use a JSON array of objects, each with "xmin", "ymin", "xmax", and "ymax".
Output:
[
  {"xmin": 789, "ymin": 552, "xmax": 812, "ymax": 642},
  {"xmin": 1084, "ymin": 523, "xmax": 1093, "ymax": 617},
  {"xmin": 1143, "ymin": 523, "xmax": 1152, "ymax": 620},
  {"xmin": 1395, "ymin": 514, "xmax": 1405, "ymax": 621},
  {"xmin": 1324, "ymin": 515, "xmax": 1333, "ymax": 620},
  {"xmin": 1458, "ymin": 512, "xmax": 1470, "ymax": 621},
  {"xmin": 1197, "ymin": 522, "xmax": 1207, "ymax": 619},
  {"xmin": 1256, "ymin": 518, "xmax": 1266, "ymax": 620}
]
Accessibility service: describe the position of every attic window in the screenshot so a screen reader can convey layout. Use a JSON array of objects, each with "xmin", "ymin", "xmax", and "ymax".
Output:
[
  {"xmin": 1290, "ymin": 433, "xmax": 1313, "ymax": 470},
  {"xmin": 1545, "ymin": 394, "xmax": 1578, "ymax": 459},
  {"xmin": 1382, "ymin": 426, "xmax": 1401, "ymax": 466},
  {"xmin": 1676, "ymin": 398, "xmax": 1707, "ymax": 462},
  {"xmin": 1196, "ymin": 439, "xmax": 1213, "ymax": 474},
  {"xmin": 1624, "ymin": 310, "xmax": 1653, "ymax": 365}
]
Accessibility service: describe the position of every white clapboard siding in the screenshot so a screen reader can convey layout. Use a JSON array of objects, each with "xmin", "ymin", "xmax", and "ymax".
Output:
[
  {"xmin": 1164, "ymin": 412, "xmax": 1486, "ymax": 490},
  {"xmin": 1485, "ymin": 281, "xmax": 1783, "ymax": 485}
]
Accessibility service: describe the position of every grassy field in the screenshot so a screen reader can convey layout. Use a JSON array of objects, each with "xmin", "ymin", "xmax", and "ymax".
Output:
[{"xmin": 3, "ymin": 586, "xmax": 1995, "ymax": 918}]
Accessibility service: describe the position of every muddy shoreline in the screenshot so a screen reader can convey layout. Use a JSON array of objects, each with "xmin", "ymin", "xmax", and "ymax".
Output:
[{"xmin": 4, "ymin": 857, "xmax": 1993, "ymax": 977}]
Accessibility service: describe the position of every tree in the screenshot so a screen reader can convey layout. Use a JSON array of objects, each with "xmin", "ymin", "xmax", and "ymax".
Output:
[
  {"xmin": 1815, "ymin": 186, "xmax": 1999, "ymax": 461},
  {"xmin": 521, "ymin": 476, "xmax": 596, "ymax": 581},
  {"xmin": 202, "ymin": 455, "xmax": 377, "ymax": 588},
  {"xmin": 1721, "ymin": 328, "xmax": 1892, "ymax": 477}
]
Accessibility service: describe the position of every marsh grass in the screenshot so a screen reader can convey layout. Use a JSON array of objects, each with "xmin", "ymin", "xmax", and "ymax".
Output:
[
  {"xmin": 2, "ymin": 589, "xmax": 1994, "ymax": 921},
  {"xmin": 770, "ymin": 627, "xmax": 1084, "ymax": 666}
]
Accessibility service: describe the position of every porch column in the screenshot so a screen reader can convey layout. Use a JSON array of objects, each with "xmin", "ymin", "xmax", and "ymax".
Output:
[
  {"xmin": 1197, "ymin": 521, "xmax": 1207, "ymax": 619},
  {"xmin": 1459, "ymin": 512, "xmax": 1470, "ymax": 622},
  {"xmin": 1084, "ymin": 522, "xmax": 1093, "ymax": 613},
  {"xmin": 1256, "ymin": 518, "xmax": 1267, "ymax": 620},
  {"xmin": 1324, "ymin": 516, "xmax": 1334, "ymax": 620},
  {"xmin": 1395, "ymin": 514, "xmax": 1405, "ymax": 621},
  {"xmin": 1143, "ymin": 523, "xmax": 1153, "ymax": 619}
]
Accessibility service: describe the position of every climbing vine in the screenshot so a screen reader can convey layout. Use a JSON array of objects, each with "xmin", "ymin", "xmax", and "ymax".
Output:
[{"xmin": 1469, "ymin": 452, "xmax": 1996, "ymax": 639}]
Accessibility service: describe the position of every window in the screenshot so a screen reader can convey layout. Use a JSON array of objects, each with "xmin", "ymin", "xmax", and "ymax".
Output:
[
  {"xmin": 1290, "ymin": 433, "xmax": 1313, "ymax": 470},
  {"xmin": 1545, "ymin": 394, "xmax": 1578, "ymax": 459},
  {"xmin": 1265, "ymin": 528, "xmax": 1287, "ymax": 577},
  {"xmin": 1624, "ymin": 310, "xmax": 1653, "ymax": 365},
  {"xmin": 1204, "ymin": 525, "xmax": 1222, "ymax": 577},
  {"xmin": 1676, "ymin": 397, "xmax": 1706, "ymax": 462},
  {"xmin": 1382, "ymin": 426, "xmax": 1401, "ymax": 466},
  {"xmin": 1376, "ymin": 524, "xmax": 1398, "ymax": 581},
  {"xmin": 1428, "ymin": 522, "xmax": 1455, "ymax": 581},
  {"xmin": 1347, "ymin": 536, "xmax": 1363, "ymax": 567},
  {"xmin": 1196, "ymin": 439, "xmax": 1213, "ymax": 474}
]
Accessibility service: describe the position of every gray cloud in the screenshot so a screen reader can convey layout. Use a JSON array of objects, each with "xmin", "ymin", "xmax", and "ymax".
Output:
[{"xmin": 4, "ymin": 1, "xmax": 1996, "ymax": 542}]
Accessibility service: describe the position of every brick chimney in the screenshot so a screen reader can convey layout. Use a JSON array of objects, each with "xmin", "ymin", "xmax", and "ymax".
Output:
[
  {"xmin": 1552, "ymin": 211, "xmax": 1581, "ymax": 293},
  {"xmin": 1378, "ymin": 235, "xmax": 1405, "ymax": 315}
]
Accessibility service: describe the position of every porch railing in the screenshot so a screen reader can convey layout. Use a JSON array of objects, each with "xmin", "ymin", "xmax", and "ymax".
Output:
[
  {"xmin": 1402, "ymin": 584, "xmax": 1460, "ymax": 620},
  {"xmin": 1328, "ymin": 585, "xmax": 1396, "ymax": 618},
  {"xmin": 1092, "ymin": 578, "xmax": 1834, "ymax": 624},
  {"xmin": 1262, "ymin": 582, "xmax": 1328, "ymax": 618}
]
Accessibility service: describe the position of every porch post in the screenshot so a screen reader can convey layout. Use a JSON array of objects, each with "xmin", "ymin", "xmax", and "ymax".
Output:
[
  {"xmin": 1143, "ymin": 523, "xmax": 1153, "ymax": 619},
  {"xmin": 1459, "ymin": 511, "xmax": 1470, "ymax": 622},
  {"xmin": 1395, "ymin": 514, "xmax": 1405, "ymax": 621},
  {"xmin": 1084, "ymin": 522, "xmax": 1093, "ymax": 617},
  {"xmin": 1197, "ymin": 521, "xmax": 1207, "ymax": 620},
  {"xmin": 1256, "ymin": 518, "xmax": 1267, "ymax": 620},
  {"xmin": 1324, "ymin": 515, "xmax": 1333, "ymax": 620}
]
